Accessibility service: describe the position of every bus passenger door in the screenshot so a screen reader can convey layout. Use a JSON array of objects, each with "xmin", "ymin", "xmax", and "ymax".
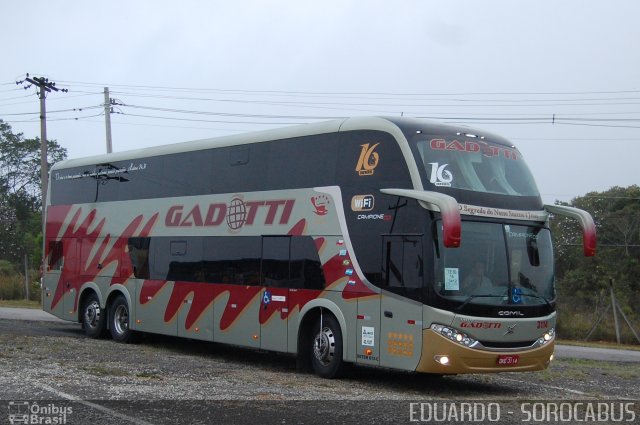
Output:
[
  {"xmin": 43, "ymin": 238, "xmax": 77, "ymax": 320},
  {"xmin": 379, "ymin": 235, "xmax": 424, "ymax": 371},
  {"xmin": 260, "ymin": 237, "xmax": 290, "ymax": 352},
  {"xmin": 60, "ymin": 239, "xmax": 79, "ymax": 322}
]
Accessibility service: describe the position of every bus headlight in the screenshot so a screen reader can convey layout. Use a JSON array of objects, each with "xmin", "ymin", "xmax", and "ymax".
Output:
[
  {"xmin": 537, "ymin": 328, "xmax": 555, "ymax": 346},
  {"xmin": 430, "ymin": 324, "xmax": 478, "ymax": 348}
]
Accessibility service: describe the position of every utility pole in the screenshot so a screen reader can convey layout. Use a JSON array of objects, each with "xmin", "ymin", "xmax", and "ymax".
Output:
[
  {"xmin": 104, "ymin": 87, "xmax": 113, "ymax": 153},
  {"xmin": 24, "ymin": 254, "xmax": 29, "ymax": 301},
  {"xmin": 16, "ymin": 74, "xmax": 68, "ymax": 213}
]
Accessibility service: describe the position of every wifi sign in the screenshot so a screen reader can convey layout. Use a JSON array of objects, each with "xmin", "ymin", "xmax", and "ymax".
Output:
[{"xmin": 351, "ymin": 195, "xmax": 375, "ymax": 212}]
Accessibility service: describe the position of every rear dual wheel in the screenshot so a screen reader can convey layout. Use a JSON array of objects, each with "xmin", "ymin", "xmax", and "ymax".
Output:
[
  {"xmin": 109, "ymin": 294, "xmax": 136, "ymax": 343},
  {"xmin": 81, "ymin": 292, "xmax": 106, "ymax": 338}
]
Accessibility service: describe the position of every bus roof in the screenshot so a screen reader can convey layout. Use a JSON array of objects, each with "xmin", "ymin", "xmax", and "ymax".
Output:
[{"xmin": 50, "ymin": 116, "xmax": 514, "ymax": 172}]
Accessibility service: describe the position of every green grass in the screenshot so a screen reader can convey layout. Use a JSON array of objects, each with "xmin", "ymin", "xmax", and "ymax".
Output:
[
  {"xmin": 81, "ymin": 365, "xmax": 131, "ymax": 377},
  {"xmin": 557, "ymin": 357, "xmax": 640, "ymax": 380},
  {"xmin": 135, "ymin": 371, "xmax": 163, "ymax": 380},
  {"xmin": 0, "ymin": 299, "xmax": 42, "ymax": 309},
  {"xmin": 557, "ymin": 338, "xmax": 640, "ymax": 351}
]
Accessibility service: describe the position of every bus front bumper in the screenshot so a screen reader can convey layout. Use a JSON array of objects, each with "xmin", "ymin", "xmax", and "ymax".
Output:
[{"xmin": 415, "ymin": 329, "xmax": 555, "ymax": 374}]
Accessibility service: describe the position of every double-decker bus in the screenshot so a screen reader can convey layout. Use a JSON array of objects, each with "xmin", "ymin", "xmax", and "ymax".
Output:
[{"xmin": 43, "ymin": 117, "xmax": 595, "ymax": 378}]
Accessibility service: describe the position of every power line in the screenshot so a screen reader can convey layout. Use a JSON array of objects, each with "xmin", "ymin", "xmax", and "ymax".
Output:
[
  {"xmin": 55, "ymin": 80, "xmax": 640, "ymax": 96},
  {"xmin": 0, "ymin": 105, "xmax": 103, "ymax": 116},
  {"xmin": 118, "ymin": 112, "xmax": 305, "ymax": 126}
]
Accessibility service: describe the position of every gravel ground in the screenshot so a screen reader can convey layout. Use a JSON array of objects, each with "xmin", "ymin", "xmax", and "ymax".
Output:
[{"xmin": 1, "ymin": 319, "xmax": 638, "ymax": 424}]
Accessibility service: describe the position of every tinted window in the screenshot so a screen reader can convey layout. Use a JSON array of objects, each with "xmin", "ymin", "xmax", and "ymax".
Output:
[
  {"xmin": 48, "ymin": 241, "xmax": 64, "ymax": 271},
  {"xmin": 262, "ymin": 236, "xmax": 291, "ymax": 287},
  {"xmin": 267, "ymin": 135, "xmax": 337, "ymax": 189},
  {"xmin": 381, "ymin": 235, "xmax": 424, "ymax": 300},
  {"xmin": 202, "ymin": 237, "xmax": 261, "ymax": 285},
  {"xmin": 415, "ymin": 138, "xmax": 539, "ymax": 196},
  {"xmin": 434, "ymin": 222, "xmax": 554, "ymax": 307},
  {"xmin": 290, "ymin": 236, "xmax": 325, "ymax": 290},
  {"xmin": 51, "ymin": 134, "xmax": 340, "ymax": 205},
  {"xmin": 129, "ymin": 235, "xmax": 325, "ymax": 289},
  {"xmin": 128, "ymin": 237, "xmax": 150, "ymax": 279}
]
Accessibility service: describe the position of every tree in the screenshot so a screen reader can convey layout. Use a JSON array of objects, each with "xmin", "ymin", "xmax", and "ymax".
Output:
[
  {"xmin": 550, "ymin": 185, "xmax": 640, "ymax": 342},
  {"xmin": 0, "ymin": 119, "xmax": 67, "ymax": 266},
  {"xmin": 0, "ymin": 119, "xmax": 67, "ymax": 211}
]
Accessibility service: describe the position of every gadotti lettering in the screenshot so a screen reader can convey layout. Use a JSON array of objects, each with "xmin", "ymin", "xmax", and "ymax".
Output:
[
  {"xmin": 165, "ymin": 199, "xmax": 295, "ymax": 227},
  {"xmin": 430, "ymin": 139, "xmax": 518, "ymax": 160}
]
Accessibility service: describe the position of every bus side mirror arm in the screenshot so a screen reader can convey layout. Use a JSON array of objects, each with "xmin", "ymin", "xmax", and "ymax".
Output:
[
  {"xmin": 544, "ymin": 204, "xmax": 597, "ymax": 257},
  {"xmin": 380, "ymin": 188, "xmax": 461, "ymax": 248}
]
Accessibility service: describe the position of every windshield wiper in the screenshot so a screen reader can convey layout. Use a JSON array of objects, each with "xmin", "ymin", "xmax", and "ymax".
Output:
[
  {"xmin": 456, "ymin": 294, "xmax": 505, "ymax": 312},
  {"xmin": 518, "ymin": 292, "xmax": 553, "ymax": 310}
]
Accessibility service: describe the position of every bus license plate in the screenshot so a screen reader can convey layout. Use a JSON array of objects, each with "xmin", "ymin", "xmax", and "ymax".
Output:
[{"xmin": 497, "ymin": 355, "xmax": 519, "ymax": 366}]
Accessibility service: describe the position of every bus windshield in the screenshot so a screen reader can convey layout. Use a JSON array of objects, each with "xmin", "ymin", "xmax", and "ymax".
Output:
[
  {"xmin": 434, "ymin": 221, "xmax": 555, "ymax": 307},
  {"xmin": 415, "ymin": 138, "xmax": 539, "ymax": 196}
]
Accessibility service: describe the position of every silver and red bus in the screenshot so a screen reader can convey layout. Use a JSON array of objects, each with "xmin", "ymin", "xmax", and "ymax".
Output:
[{"xmin": 42, "ymin": 117, "xmax": 595, "ymax": 378}]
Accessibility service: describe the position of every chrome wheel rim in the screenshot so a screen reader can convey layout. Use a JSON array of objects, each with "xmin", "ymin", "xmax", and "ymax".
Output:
[
  {"xmin": 114, "ymin": 304, "xmax": 129, "ymax": 335},
  {"xmin": 84, "ymin": 301, "xmax": 101, "ymax": 329},
  {"xmin": 313, "ymin": 326, "xmax": 335, "ymax": 366}
]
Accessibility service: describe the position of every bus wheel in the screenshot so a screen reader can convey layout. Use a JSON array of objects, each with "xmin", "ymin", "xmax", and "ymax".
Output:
[
  {"xmin": 311, "ymin": 313, "xmax": 345, "ymax": 379},
  {"xmin": 81, "ymin": 292, "xmax": 106, "ymax": 338},
  {"xmin": 109, "ymin": 295, "xmax": 135, "ymax": 343}
]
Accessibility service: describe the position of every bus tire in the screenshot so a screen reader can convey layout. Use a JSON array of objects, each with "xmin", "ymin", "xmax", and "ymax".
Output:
[
  {"xmin": 310, "ymin": 313, "xmax": 345, "ymax": 379},
  {"xmin": 109, "ymin": 294, "xmax": 136, "ymax": 343},
  {"xmin": 81, "ymin": 292, "xmax": 106, "ymax": 338}
]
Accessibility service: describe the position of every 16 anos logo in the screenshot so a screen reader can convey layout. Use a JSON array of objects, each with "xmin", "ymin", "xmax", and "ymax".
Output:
[{"xmin": 428, "ymin": 162, "xmax": 453, "ymax": 187}]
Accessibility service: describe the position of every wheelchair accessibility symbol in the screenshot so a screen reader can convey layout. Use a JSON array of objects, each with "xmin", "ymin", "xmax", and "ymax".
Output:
[{"xmin": 512, "ymin": 288, "xmax": 523, "ymax": 304}]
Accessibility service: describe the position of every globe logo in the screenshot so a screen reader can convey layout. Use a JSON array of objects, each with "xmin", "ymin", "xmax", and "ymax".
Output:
[{"xmin": 226, "ymin": 197, "xmax": 247, "ymax": 230}]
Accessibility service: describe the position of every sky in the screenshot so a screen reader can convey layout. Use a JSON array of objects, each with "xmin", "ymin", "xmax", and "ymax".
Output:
[{"xmin": 1, "ymin": 0, "xmax": 639, "ymax": 204}]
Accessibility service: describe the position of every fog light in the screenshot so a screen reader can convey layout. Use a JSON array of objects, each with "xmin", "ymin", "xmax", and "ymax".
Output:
[
  {"xmin": 434, "ymin": 355, "xmax": 450, "ymax": 365},
  {"xmin": 549, "ymin": 354, "xmax": 554, "ymax": 362}
]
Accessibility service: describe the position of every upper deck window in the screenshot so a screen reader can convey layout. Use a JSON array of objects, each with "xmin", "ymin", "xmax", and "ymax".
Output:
[{"xmin": 415, "ymin": 138, "xmax": 539, "ymax": 197}]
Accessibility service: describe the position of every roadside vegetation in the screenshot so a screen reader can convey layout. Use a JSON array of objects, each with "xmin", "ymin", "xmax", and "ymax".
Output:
[{"xmin": 551, "ymin": 185, "xmax": 640, "ymax": 344}]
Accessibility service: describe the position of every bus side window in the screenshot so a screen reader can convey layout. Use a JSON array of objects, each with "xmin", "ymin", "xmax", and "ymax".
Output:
[
  {"xmin": 48, "ymin": 241, "xmax": 64, "ymax": 271},
  {"xmin": 261, "ymin": 236, "xmax": 327, "ymax": 289},
  {"xmin": 262, "ymin": 236, "xmax": 291, "ymax": 287},
  {"xmin": 127, "ymin": 237, "xmax": 150, "ymax": 279},
  {"xmin": 381, "ymin": 236, "xmax": 423, "ymax": 289},
  {"xmin": 291, "ymin": 236, "xmax": 326, "ymax": 290}
]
